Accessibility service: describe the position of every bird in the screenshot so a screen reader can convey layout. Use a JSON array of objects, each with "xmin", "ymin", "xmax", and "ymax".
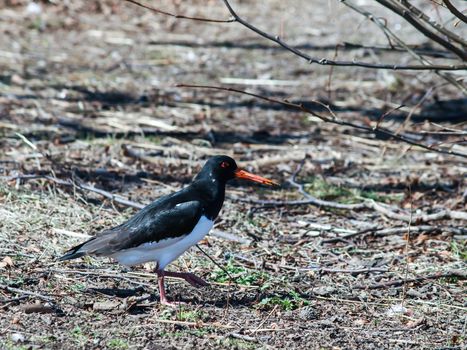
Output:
[{"xmin": 59, "ymin": 155, "xmax": 277, "ymax": 305}]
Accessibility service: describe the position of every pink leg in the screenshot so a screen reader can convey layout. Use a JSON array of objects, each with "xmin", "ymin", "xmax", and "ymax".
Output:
[
  {"xmin": 157, "ymin": 270, "xmax": 180, "ymax": 307},
  {"xmin": 163, "ymin": 271, "xmax": 209, "ymax": 288}
]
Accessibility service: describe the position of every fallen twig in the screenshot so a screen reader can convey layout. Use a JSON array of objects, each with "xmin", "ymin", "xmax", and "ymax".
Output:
[
  {"xmin": 234, "ymin": 160, "xmax": 467, "ymax": 224},
  {"xmin": 320, "ymin": 268, "xmax": 389, "ymax": 274},
  {"xmin": 322, "ymin": 225, "xmax": 467, "ymax": 243},
  {"xmin": 354, "ymin": 270, "xmax": 466, "ymax": 290},
  {"xmin": 242, "ymin": 194, "xmax": 467, "ymax": 223},
  {"xmin": 6, "ymin": 174, "xmax": 144, "ymax": 209},
  {"xmin": 5, "ymin": 174, "xmax": 249, "ymax": 242},
  {"xmin": 132, "ymin": 319, "xmax": 238, "ymax": 329},
  {"xmin": 0, "ymin": 285, "xmax": 54, "ymax": 302}
]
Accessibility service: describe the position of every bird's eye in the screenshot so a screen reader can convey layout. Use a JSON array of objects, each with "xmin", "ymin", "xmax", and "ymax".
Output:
[{"xmin": 220, "ymin": 161, "xmax": 230, "ymax": 169}]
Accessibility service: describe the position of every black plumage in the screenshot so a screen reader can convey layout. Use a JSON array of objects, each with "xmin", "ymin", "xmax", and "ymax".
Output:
[{"xmin": 59, "ymin": 155, "xmax": 277, "ymax": 305}]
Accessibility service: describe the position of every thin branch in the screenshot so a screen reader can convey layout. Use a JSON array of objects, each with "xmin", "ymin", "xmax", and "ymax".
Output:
[
  {"xmin": 9, "ymin": 174, "xmax": 145, "ymax": 209},
  {"xmin": 398, "ymin": 0, "xmax": 467, "ymax": 48},
  {"xmin": 320, "ymin": 267, "xmax": 388, "ymax": 274},
  {"xmin": 340, "ymin": 0, "xmax": 466, "ymax": 92},
  {"xmin": 177, "ymin": 83, "xmax": 467, "ymax": 158},
  {"xmin": 442, "ymin": 0, "xmax": 467, "ymax": 24},
  {"xmin": 0, "ymin": 285, "xmax": 54, "ymax": 302},
  {"xmin": 6, "ymin": 170, "xmax": 466, "ymax": 230},
  {"xmin": 375, "ymin": 0, "xmax": 466, "ymax": 60},
  {"xmin": 219, "ymin": 0, "xmax": 467, "ymax": 71},
  {"xmin": 123, "ymin": 0, "xmax": 234, "ymax": 23},
  {"xmin": 340, "ymin": 42, "xmax": 455, "ymax": 59}
]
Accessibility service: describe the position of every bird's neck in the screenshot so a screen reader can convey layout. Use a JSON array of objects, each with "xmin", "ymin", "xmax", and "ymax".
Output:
[{"xmin": 190, "ymin": 177, "xmax": 226, "ymax": 219}]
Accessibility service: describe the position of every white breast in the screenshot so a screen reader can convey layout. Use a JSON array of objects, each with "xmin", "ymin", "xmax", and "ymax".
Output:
[{"xmin": 110, "ymin": 216, "xmax": 214, "ymax": 269}]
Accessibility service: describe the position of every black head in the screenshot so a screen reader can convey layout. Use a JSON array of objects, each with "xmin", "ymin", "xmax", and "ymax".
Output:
[
  {"xmin": 196, "ymin": 155, "xmax": 277, "ymax": 186},
  {"xmin": 197, "ymin": 155, "xmax": 238, "ymax": 183}
]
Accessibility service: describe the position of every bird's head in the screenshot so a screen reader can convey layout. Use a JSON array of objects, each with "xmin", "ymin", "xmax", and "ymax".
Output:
[{"xmin": 198, "ymin": 155, "xmax": 278, "ymax": 186}]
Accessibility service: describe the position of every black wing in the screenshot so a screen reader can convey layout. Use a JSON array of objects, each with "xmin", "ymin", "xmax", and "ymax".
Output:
[{"xmin": 60, "ymin": 199, "xmax": 203, "ymax": 260}]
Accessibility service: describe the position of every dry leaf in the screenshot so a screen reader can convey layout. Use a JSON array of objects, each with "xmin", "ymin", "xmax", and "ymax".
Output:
[{"xmin": 0, "ymin": 256, "xmax": 14, "ymax": 269}]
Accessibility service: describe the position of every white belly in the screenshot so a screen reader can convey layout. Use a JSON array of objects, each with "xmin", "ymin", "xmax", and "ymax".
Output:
[{"xmin": 110, "ymin": 216, "xmax": 214, "ymax": 269}]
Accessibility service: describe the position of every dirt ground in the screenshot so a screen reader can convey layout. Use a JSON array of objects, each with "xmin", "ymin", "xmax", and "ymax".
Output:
[{"xmin": 0, "ymin": 1, "xmax": 466, "ymax": 349}]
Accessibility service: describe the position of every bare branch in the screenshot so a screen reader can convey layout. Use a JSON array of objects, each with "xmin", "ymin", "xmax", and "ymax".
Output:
[
  {"xmin": 375, "ymin": 0, "xmax": 466, "ymax": 60},
  {"xmin": 443, "ymin": 0, "xmax": 467, "ymax": 24},
  {"xmin": 123, "ymin": 0, "xmax": 234, "ymax": 23},
  {"xmin": 124, "ymin": 0, "xmax": 467, "ymax": 71},
  {"xmin": 218, "ymin": 0, "xmax": 467, "ymax": 71},
  {"xmin": 399, "ymin": 0, "xmax": 467, "ymax": 48},
  {"xmin": 340, "ymin": 0, "xmax": 466, "ymax": 92},
  {"xmin": 177, "ymin": 83, "xmax": 467, "ymax": 158}
]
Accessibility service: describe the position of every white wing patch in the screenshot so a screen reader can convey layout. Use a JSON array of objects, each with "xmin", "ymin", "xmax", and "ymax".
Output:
[{"xmin": 110, "ymin": 216, "xmax": 214, "ymax": 269}]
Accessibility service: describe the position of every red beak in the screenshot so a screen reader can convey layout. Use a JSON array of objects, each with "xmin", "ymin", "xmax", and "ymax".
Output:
[{"xmin": 234, "ymin": 169, "xmax": 278, "ymax": 186}]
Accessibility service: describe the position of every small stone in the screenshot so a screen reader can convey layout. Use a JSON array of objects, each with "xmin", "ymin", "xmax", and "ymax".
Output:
[
  {"xmin": 299, "ymin": 306, "xmax": 318, "ymax": 320},
  {"xmin": 11, "ymin": 333, "xmax": 25, "ymax": 343},
  {"xmin": 386, "ymin": 303, "xmax": 407, "ymax": 316},
  {"xmin": 92, "ymin": 301, "xmax": 121, "ymax": 311},
  {"xmin": 358, "ymin": 291, "xmax": 368, "ymax": 301},
  {"xmin": 312, "ymin": 286, "xmax": 336, "ymax": 296},
  {"xmin": 407, "ymin": 288, "xmax": 423, "ymax": 298}
]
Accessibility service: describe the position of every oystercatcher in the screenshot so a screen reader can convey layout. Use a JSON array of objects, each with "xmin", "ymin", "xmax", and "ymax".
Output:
[{"xmin": 59, "ymin": 155, "xmax": 277, "ymax": 305}]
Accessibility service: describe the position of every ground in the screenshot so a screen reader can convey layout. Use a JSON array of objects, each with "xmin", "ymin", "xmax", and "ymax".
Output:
[{"xmin": 0, "ymin": 1, "xmax": 466, "ymax": 349}]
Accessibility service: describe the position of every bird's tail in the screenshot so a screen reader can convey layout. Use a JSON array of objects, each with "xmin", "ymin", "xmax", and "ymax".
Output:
[
  {"xmin": 58, "ymin": 230, "xmax": 119, "ymax": 261},
  {"xmin": 58, "ymin": 239, "xmax": 95, "ymax": 261}
]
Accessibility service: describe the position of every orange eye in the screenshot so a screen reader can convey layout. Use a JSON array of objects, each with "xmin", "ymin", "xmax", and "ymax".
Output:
[{"xmin": 220, "ymin": 161, "xmax": 230, "ymax": 169}]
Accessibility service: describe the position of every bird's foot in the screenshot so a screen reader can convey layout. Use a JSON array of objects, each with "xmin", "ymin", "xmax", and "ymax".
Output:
[
  {"xmin": 160, "ymin": 298, "xmax": 184, "ymax": 307},
  {"xmin": 183, "ymin": 273, "xmax": 209, "ymax": 288},
  {"xmin": 164, "ymin": 271, "xmax": 209, "ymax": 288}
]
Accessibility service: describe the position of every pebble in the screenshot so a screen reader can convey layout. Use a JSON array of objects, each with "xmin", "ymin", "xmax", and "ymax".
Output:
[
  {"xmin": 11, "ymin": 333, "xmax": 25, "ymax": 343},
  {"xmin": 312, "ymin": 286, "xmax": 336, "ymax": 296},
  {"xmin": 299, "ymin": 305, "xmax": 318, "ymax": 320}
]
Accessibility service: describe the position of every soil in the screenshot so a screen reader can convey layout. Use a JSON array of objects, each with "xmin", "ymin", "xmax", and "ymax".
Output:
[{"xmin": 0, "ymin": 1, "xmax": 465, "ymax": 349}]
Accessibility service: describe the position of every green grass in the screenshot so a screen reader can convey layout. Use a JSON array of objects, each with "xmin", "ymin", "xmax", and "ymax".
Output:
[
  {"xmin": 257, "ymin": 291, "xmax": 310, "ymax": 311},
  {"xmin": 0, "ymin": 276, "xmax": 25, "ymax": 286},
  {"xmin": 159, "ymin": 307, "xmax": 207, "ymax": 323},
  {"xmin": 70, "ymin": 326, "xmax": 87, "ymax": 346},
  {"xmin": 3, "ymin": 342, "xmax": 30, "ymax": 350},
  {"xmin": 177, "ymin": 309, "xmax": 206, "ymax": 322},
  {"xmin": 450, "ymin": 240, "xmax": 467, "ymax": 261},
  {"xmin": 303, "ymin": 176, "xmax": 402, "ymax": 204},
  {"xmin": 33, "ymin": 335, "xmax": 57, "ymax": 346},
  {"xmin": 107, "ymin": 338, "xmax": 129, "ymax": 349},
  {"xmin": 68, "ymin": 283, "xmax": 86, "ymax": 293},
  {"xmin": 218, "ymin": 338, "xmax": 257, "ymax": 350},
  {"xmin": 146, "ymin": 49, "xmax": 172, "ymax": 61},
  {"xmin": 211, "ymin": 260, "xmax": 269, "ymax": 286}
]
